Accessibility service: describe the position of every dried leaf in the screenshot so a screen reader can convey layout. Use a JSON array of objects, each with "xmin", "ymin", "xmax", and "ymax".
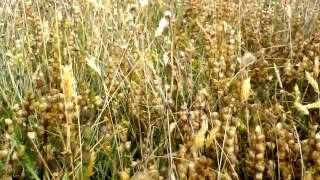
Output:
[
  {"xmin": 241, "ymin": 78, "xmax": 251, "ymax": 102},
  {"xmin": 294, "ymin": 102, "xmax": 309, "ymax": 115},
  {"xmin": 195, "ymin": 119, "xmax": 208, "ymax": 150},
  {"xmin": 274, "ymin": 63, "xmax": 283, "ymax": 88},
  {"xmin": 205, "ymin": 127, "xmax": 220, "ymax": 148},
  {"xmin": 86, "ymin": 56, "xmax": 101, "ymax": 76},
  {"xmin": 155, "ymin": 17, "xmax": 169, "ymax": 37},
  {"xmin": 305, "ymin": 101, "xmax": 320, "ymax": 109},
  {"xmin": 169, "ymin": 122, "xmax": 177, "ymax": 133},
  {"xmin": 294, "ymin": 84, "xmax": 300, "ymax": 98},
  {"xmin": 163, "ymin": 52, "xmax": 170, "ymax": 65},
  {"xmin": 305, "ymin": 71, "xmax": 319, "ymax": 94},
  {"xmin": 294, "ymin": 84, "xmax": 301, "ymax": 102},
  {"xmin": 199, "ymin": 119, "xmax": 208, "ymax": 134}
]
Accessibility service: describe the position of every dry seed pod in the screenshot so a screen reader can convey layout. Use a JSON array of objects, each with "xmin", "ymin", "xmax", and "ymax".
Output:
[
  {"xmin": 0, "ymin": 149, "xmax": 8, "ymax": 159},
  {"xmin": 119, "ymin": 171, "xmax": 130, "ymax": 180},
  {"xmin": 246, "ymin": 126, "xmax": 265, "ymax": 179},
  {"xmin": 313, "ymin": 133, "xmax": 320, "ymax": 171}
]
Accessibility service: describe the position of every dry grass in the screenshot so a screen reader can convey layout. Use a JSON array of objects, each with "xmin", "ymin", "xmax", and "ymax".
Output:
[{"xmin": 1, "ymin": 0, "xmax": 320, "ymax": 179}]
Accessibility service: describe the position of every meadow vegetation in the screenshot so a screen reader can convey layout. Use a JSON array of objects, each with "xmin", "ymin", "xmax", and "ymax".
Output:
[{"xmin": 1, "ymin": 0, "xmax": 320, "ymax": 179}]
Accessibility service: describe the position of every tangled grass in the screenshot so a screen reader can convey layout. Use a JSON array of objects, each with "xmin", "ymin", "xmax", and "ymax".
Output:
[{"xmin": 1, "ymin": 0, "xmax": 320, "ymax": 179}]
